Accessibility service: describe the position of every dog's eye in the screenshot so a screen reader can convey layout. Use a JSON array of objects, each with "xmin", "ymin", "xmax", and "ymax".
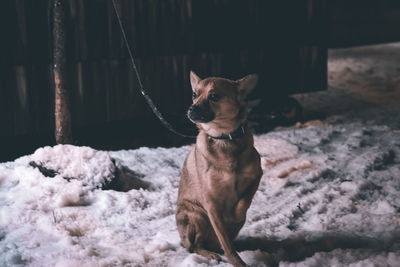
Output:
[
  {"xmin": 208, "ymin": 93, "xmax": 220, "ymax": 102},
  {"xmin": 192, "ymin": 92, "xmax": 197, "ymax": 100}
]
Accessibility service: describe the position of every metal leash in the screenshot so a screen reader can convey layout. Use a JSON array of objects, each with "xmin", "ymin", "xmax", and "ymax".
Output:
[{"xmin": 111, "ymin": 0, "xmax": 196, "ymax": 139}]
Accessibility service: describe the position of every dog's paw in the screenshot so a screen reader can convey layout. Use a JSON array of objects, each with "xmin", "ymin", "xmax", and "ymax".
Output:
[
  {"xmin": 209, "ymin": 252, "xmax": 222, "ymax": 261},
  {"xmin": 194, "ymin": 248, "xmax": 222, "ymax": 262}
]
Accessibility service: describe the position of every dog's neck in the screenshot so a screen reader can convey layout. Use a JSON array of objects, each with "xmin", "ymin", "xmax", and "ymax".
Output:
[
  {"xmin": 206, "ymin": 124, "xmax": 246, "ymax": 140},
  {"xmin": 198, "ymin": 120, "xmax": 244, "ymax": 140},
  {"xmin": 196, "ymin": 124, "xmax": 254, "ymax": 164}
]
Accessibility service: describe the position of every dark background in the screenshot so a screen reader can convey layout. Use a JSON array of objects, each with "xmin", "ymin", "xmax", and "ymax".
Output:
[{"xmin": 1, "ymin": 0, "xmax": 400, "ymax": 162}]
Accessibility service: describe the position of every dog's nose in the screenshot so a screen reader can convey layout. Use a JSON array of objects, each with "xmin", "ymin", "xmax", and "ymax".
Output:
[
  {"xmin": 187, "ymin": 103, "xmax": 214, "ymax": 123},
  {"xmin": 189, "ymin": 105, "xmax": 200, "ymax": 112}
]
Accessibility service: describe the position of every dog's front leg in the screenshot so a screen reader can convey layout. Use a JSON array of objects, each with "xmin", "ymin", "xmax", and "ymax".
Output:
[
  {"xmin": 235, "ymin": 175, "xmax": 261, "ymax": 222},
  {"xmin": 206, "ymin": 203, "xmax": 247, "ymax": 267}
]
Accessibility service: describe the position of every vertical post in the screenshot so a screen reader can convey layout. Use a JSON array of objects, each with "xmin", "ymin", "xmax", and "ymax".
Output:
[{"xmin": 52, "ymin": 0, "xmax": 72, "ymax": 144}]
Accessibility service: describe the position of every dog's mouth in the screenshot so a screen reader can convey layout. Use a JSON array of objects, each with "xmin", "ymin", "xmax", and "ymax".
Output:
[{"xmin": 187, "ymin": 106, "xmax": 215, "ymax": 123}]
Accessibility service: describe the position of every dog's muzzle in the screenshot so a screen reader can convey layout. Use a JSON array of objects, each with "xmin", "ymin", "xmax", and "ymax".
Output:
[{"xmin": 187, "ymin": 104, "xmax": 214, "ymax": 123}]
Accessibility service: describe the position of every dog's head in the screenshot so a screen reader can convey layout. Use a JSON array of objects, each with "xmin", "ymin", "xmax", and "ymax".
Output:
[{"xmin": 187, "ymin": 71, "xmax": 258, "ymax": 135}]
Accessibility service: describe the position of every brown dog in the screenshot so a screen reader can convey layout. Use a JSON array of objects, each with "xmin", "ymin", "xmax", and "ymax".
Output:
[{"xmin": 176, "ymin": 71, "xmax": 263, "ymax": 266}]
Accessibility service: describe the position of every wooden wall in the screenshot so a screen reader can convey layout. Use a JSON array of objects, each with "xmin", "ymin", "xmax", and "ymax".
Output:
[{"xmin": 0, "ymin": 0, "xmax": 328, "ymax": 161}]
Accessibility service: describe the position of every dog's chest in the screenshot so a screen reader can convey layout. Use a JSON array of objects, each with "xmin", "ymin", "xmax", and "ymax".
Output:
[
  {"xmin": 206, "ymin": 167, "xmax": 253, "ymax": 201},
  {"xmin": 202, "ymin": 146, "xmax": 258, "ymax": 196},
  {"xmin": 205, "ymin": 170, "xmax": 252, "ymax": 222}
]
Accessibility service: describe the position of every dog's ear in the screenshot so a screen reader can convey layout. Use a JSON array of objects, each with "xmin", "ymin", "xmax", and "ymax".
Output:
[
  {"xmin": 237, "ymin": 74, "xmax": 258, "ymax": 99},
  {"xmin": 190, "ymin": 71, "xmax": 201, "ymax": 91}
]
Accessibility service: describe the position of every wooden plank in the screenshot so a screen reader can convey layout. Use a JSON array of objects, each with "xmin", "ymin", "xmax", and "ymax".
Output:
[
  {"xmin": 52, "ymin": 0, "xmax": 73, "ymax": 144},
  {"xmin": 1, "ymin": 0, "xmax": 329, "ymax": 154}
]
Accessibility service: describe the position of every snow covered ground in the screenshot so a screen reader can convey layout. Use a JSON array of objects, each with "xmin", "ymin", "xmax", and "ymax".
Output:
[{"xmin": 1, "ymin": 43, "xmax": 400, "ymax": 266}]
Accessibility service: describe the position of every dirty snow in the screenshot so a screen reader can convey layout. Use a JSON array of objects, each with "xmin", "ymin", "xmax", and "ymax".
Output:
[{"xmin": 1, "ymin": 43, "xmax": 400, "ymax": 266}]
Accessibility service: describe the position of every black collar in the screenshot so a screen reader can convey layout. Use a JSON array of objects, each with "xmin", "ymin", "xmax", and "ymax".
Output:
[{"xmin": 207, "ymin": 125, "xmax": 246, "ymax": 140}]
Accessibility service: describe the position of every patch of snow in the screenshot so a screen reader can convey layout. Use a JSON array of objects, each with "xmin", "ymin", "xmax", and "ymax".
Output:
[
  {"xmin": 280, "ymin": 249, "xmax": 400, "ymax": 267},
  {"xmin": 17, "ymin": 144, "xmax": 115, "ymax": 188},
  {"xmin": 1, "ymin": 117, "xmax": 399, "ymax": 266}
]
